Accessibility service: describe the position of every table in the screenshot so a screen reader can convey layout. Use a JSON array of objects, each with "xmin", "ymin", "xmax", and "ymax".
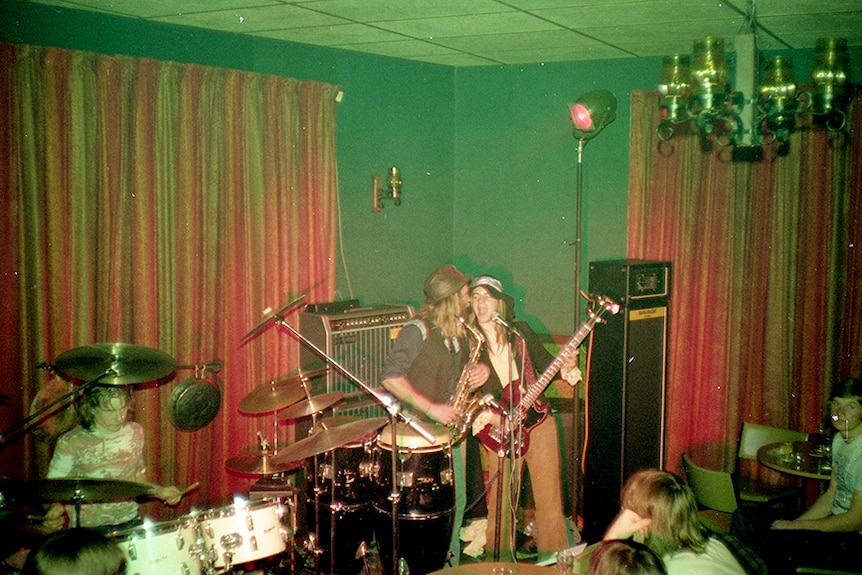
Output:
[
  {"xmin": 430, "ymin": 562, "xmax": 559, "ymax": 575},
  {"xmin": 757, "ymin": 441, "xmax": 832, "ymax": 481}
]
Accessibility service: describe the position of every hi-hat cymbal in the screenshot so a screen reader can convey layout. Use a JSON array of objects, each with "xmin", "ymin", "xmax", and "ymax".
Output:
[
  {"xmin": 238, "ymin": 364, "xmax": 329, "ymax": 415},
  {"xmin": 54, "ymin": 343, "xmax": 176, "ymax": 385},
  {"xmin": 271, "ymin": 417, "xmax": 387, "ymax": 465},
  {"xmin": 4, "ymin": 478, "xmax": 155, "ymax": 502},
  {"xmin": 276, "ymin": 392, "xmax": 344, "ymax": 421},
  {"xmin": 225, "ymin": 454, "xmax": 304, "ymax": 476}
]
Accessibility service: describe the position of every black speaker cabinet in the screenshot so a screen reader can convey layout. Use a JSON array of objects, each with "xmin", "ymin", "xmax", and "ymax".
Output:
[{"xmin": 582, "ymin": 259, "xmax": 671, "ymax": 540}]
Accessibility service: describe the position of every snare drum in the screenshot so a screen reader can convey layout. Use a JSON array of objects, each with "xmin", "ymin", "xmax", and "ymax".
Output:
[
  {"xmin": 200, "ymin": 499, "xmax": 286, "ymax": 571},
  {"xmin": 113, "ymin": 517, "xmax": 202, "ymax": 575},
  {"xmin": 372, "ymin": 422, "xmax": 455, "ymax": 575}
]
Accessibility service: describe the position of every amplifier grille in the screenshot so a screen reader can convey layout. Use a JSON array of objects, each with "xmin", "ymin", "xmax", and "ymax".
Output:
[{"xmin": 299, "ymin": 304, "xmax": 414, "ymax": 417}]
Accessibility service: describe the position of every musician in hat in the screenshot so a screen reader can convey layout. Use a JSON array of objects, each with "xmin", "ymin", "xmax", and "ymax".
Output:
[
  {"xmin": 469, "ymin": 274, "xmax": 582, "ymax": 558},
  {"xmin": 381, "ymin": 263, "xmax": 491, "ymax": 566}
]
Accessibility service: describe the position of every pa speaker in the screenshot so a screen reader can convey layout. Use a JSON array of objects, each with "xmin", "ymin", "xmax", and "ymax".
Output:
[{"xmin": 582, "ymin": 260, "xmax": 671, "ymax": 541}]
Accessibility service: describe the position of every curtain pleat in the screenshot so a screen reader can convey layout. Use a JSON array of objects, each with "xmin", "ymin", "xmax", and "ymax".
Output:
[
  {"xmin": 0, "ymin": 43, "xmax": 340, "ymax": 518},
  {"xmin": 628, "ymin": 88, "xmax": 861, "ymax": 477}
]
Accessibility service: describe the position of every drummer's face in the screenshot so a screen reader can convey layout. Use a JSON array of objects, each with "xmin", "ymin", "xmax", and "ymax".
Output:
[{"xmin": 92, "ymin": 396, "xmax": 129, "ymax": 434}]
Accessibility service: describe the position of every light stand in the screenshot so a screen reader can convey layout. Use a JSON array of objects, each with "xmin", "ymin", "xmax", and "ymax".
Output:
[{"xmin": 568, "ymin": 89, "xmax": 616, "ymax": 527}]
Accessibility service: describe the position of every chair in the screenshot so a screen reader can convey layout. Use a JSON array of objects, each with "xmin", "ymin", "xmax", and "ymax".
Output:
[
  {"xmin": 736, "ymin": 421, "xmax": 809, "ymax": 506},
  {"xmin": 682, "ymin": 452, "xmax": 739, "ymax": 533}
]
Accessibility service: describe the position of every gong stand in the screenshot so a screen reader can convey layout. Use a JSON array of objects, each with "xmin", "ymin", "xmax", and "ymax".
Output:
[{"xmin": 274, "ymin": 314, "xmax": 436, "ymax": 575}]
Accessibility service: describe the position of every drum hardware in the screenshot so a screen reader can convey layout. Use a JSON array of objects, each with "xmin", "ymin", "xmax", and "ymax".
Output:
[
  {"xmin": 241, "ymin": 292, "xmax": 309, "ymax": 344},
  {"xmin": 250, "ymin": 301, "xmax": 441, "ymax": 575}
]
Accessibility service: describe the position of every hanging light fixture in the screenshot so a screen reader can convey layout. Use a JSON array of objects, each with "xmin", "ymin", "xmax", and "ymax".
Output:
[{"xmin": 656, "ymin": 35, "xmax": 850, "ymax": 148}]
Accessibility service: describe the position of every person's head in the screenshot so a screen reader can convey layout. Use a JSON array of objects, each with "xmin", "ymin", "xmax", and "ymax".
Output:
[
  {"xmin": 78, "ymin": 384, "xmax": 132, "ymax": 433},
  {"xmin": 23, "ymin": 528, "xmax": 126, "ymax": 575},
  {"xmin": 829, "ymin": 377, "xmax": 862, "ymax": 438},
  {"xmin": 420, "ymin": 264, "xmax": 471, "ymax": 337},
  {"xmin": 614, "ymin": 469, "xmax": 707, "ymax": 555},
  {"xmin": 589, "ymin": 539, "xmax": 667, "ymax": 575}
]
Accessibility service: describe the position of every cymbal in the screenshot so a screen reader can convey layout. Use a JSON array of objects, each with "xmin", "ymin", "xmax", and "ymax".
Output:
[
  {"xmin": 238, "ymin": 365, "xmax": 329, "ymax": 415},
  {"xmin": 276, "ymin": 392, "xmax": 344, "ymax": 421},
  {"xmin": 313, "ymin": 415, "xmax": 360, "ymax": 432},
  {"xmin": 4, "ymin": 478, "xmax": 155, "ymax": 502},
  {"xmin": 54, "ymin": 343, "xmax": 176, "ymax": 385},
  {"xmin": 271, "ymin": 417, "xmax": 387, "ymax": 465},
  {"xmin": 241, "ymin": 292, "xmax": 307, "ymax": 342},
  {"xmin": 225, "ymin": 454, "xmax": 304, "ymax": 476}
]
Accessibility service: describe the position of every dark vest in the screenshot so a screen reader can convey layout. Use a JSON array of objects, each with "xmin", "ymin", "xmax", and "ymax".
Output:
[{"xmin": 406, "ymin": 320, "xmax": 467, "ymax": 406}]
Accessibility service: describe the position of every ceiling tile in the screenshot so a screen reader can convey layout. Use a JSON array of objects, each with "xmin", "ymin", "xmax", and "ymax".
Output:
[
  {"xmin": 372, "ymin": 12, "xmax": 563, "ymax": 40},
  {"xmin": 151, "ymin": 4, "xmax": 347, "ymax": 33}
]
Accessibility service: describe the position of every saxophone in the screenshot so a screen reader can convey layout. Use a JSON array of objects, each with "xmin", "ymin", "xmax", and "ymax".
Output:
[{"xmin": 448, "ymin": 316, "xmax": 486, "ymax": 443}]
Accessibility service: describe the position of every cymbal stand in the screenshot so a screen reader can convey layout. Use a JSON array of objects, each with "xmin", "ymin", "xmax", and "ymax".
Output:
[{"xmin": 274, "ymin": 315, "xmax": 437, "ymax": 575}]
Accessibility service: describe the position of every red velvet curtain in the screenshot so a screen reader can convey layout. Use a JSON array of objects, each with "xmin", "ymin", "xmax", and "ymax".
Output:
[
  {"xmin": 0, "ymin": 42, "xmax": 341, "ymax": 519},
  {"xmin": 628, "ymin": 87, "xmax": 862, "ymax": 475}
]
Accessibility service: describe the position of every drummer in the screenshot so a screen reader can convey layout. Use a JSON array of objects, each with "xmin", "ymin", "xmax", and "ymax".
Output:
[{"xmin": 42, "ymin": 384, "xmax": 181, "ymax": 534}]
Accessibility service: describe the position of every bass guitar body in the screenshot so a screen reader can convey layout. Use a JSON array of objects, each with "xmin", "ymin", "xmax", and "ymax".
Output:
[{"xmin": 475, "ymin": 382, "xmax": 549, "ymax": 457}]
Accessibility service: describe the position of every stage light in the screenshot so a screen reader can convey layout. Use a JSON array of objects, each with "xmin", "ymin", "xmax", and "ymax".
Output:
[{"xmin": 570, "ymin": 90, "xmax": 617, "ymax": 140}]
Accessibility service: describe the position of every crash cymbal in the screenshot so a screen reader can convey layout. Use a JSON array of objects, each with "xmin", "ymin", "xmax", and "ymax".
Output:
[
  {"xmin": 241, "ymin": 292, "xmax": 308, "ymax": 342},
  {"xmin": 54, "ymin": 343, "xmax": 176, "ymax": 385},
  {"xmin": 5, "ymin": 478, "xmax": 155, "ymax": 502},
  {"xmin": 271, "ymin": 417, "xmax": 387, "ymax": 465},
  {"xmin": 225, "ymin": 454, "xmax": 304, "ymax": 476},
  {"xmin": 276, "ymin": 392, "xmax": 344, "ymax": 421},
  {"xmin": 238, "ymin": 365, "xmax": 328, "ymax": 415}
]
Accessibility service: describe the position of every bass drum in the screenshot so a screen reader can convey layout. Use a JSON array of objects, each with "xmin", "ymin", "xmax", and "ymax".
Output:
[
  {"xmin": 112, "ymin": 517, "xmax": 202, "ymax": 575},
  {"xmin": 372, "ymin": 422, "xmax": 454, "ymax": 575}
]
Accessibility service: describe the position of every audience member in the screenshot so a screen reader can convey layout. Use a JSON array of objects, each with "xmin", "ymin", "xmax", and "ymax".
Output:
[
  {"xmin": 731, "ymin": 376, "xmax": 862, "ymax": 573},
  {"xmin": 603, "ymin": 469, "xmax": 763, "ymax": 575},
  {"xmin": 588, "ymin": 539, "xmax": 667, "ymax": 575},
  {"xmin": 22, "ymin": 528, "xmax": 125, "ymax": 575}
]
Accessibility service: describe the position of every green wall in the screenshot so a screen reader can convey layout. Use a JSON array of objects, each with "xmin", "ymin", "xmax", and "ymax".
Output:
[{"xmin": 5, "ymin": 1, "xmax": 856, "ymax": 334}]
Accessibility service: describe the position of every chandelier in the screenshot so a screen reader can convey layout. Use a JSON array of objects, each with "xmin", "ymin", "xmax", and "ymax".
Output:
[{"xmin": 656, "ymin": 35, "xmax": 851, "ymax": 148}]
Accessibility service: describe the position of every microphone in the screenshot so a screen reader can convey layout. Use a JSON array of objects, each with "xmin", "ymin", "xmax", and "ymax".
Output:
[
  {"xmin": 492, "ymin": 312, "xmax": 524, "ymax": 342},
  {"xmin": 481, "ymin": 393, "xmax": 505, "ymax": 412}
]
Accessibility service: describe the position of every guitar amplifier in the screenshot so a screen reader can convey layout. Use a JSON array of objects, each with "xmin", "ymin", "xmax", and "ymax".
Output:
[{"xmin": 298, "ymin": 304, "xmax": 414, "ymax": 416}]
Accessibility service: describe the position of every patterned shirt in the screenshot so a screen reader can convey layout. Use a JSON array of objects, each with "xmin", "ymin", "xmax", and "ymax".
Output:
[{"xmin": 47, "ymin": 421, "xmax": 146, "ymax": 528}]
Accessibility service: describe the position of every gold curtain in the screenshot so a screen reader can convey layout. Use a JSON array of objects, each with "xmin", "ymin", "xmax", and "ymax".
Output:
[
  {"xmin": 628, "ymin": 88, "xmax": 861, "ymax": 475},
  {"xmin": 0, "ymin": 42, "xmax": 341, "ymax": 517}
]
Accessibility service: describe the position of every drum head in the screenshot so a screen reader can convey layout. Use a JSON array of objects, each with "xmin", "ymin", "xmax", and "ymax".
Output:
[
  {"xmin": 169, "ymin": 378, "xmax": 221, "ymax": 431},
  {"xmin": 29, "ymin": 378, "xmax": 79, "ymax": 443}
]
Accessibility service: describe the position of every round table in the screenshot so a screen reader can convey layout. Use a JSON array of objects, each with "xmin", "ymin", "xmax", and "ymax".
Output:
[{"xmin": 757, "ymin": 440, "xmax": 832, "ymax": 481}]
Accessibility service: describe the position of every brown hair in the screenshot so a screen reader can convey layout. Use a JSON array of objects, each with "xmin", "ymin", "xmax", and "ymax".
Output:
[
  {"xmin": 23, "ymin": 528, "xmax": 126, "ymax": 575},
  {"xmin": 619, "ymin": 469, "xmax": 707, "ymax": 554},
  {"xmin": 589, "ymin": 539, "xmax": 667, "ymax": 575},
  {"xmin": 78, "ymin": 384, "xmax": 132, "ymax": 431}
]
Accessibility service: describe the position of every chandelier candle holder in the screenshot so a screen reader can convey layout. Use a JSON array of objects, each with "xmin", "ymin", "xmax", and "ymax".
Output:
[{"xmin": 656, "ymin": 36, "xmax": 850, "ymax": 148}]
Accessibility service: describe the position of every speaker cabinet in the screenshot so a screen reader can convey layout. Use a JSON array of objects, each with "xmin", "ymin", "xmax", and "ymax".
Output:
[{"xmin": 582, "ymin": 260, "xmax": 671, "ymax": 540}]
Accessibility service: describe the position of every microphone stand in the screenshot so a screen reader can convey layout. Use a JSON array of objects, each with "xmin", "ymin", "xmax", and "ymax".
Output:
[{"xmin": 274, "ymin": 313, "xmax": 435, "ymax": 575}]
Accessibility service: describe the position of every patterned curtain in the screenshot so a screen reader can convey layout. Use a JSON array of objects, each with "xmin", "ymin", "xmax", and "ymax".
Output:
[
  {"xmin": 0, "ymin": 42, "xmax": 341, "ymax": 518},
  {"xmin": 628, "ymin": 87, "xmax": 862, "ymax": 476}
]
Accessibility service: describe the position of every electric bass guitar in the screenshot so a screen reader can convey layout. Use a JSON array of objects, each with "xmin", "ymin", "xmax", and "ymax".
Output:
[{"xmin": 475, "ymin": 294, "xmax": 619, "ymax": 457}]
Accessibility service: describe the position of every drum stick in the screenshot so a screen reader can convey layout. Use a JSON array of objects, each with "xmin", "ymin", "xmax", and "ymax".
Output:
[{"xmin": 180, "ymin": 481, "xmax": 200, "ymax": 497}]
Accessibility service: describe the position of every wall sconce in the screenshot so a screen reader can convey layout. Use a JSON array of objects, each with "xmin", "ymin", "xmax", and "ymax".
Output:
[
  {"xmin": 656, "ymin": 35, "xmax": 850, "ymax": 148},
  {"xmin": 372, "ymin": 167, "xmax": 402, "ymax": 212}
]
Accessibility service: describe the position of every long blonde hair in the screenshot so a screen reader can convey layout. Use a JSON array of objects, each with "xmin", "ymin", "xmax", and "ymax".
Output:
[
  {"xmin": 619, "ymin": 469, "xmax": 707, "ymax": 555},
  {"xmin": 417, "ymin": 290, "xmax": 464, "ymax": 340}
]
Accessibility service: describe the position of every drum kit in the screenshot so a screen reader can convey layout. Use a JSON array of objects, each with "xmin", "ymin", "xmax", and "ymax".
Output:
[{"xmin": 0, "ymin": 296, "xmax": 459, "ymax": 575}]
